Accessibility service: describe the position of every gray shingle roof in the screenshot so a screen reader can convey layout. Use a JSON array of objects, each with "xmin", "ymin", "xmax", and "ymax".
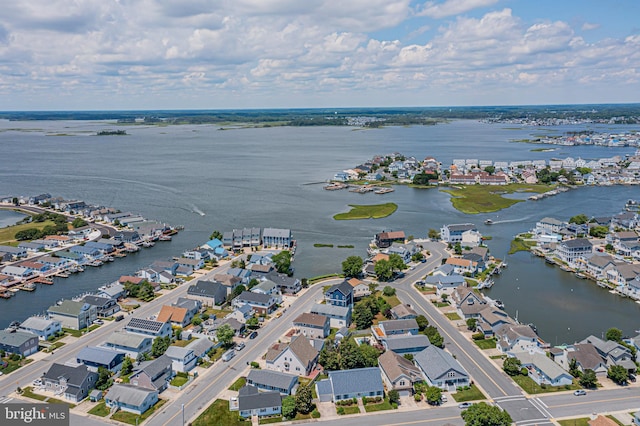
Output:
[
  {"xmin": 310, "ymin": 303, "xmax": 350, "ymax": 317},
  {"xmin": 378, "ymin": 350, "xmax": 422, "ymax": 382},
  {"xmin": 326, "ymin": 281, "xmax": 352, "ymax": 297},
  {"xmin": 562, "ymin": 238, "xmax": 592, "ymax": 249},
  {"xmin": 105, "ymin": 384, "xmax": 157, "ymax": 407},
  {"xmin": 43, "ymin": 363, "xmax": 96, "ymax": 387},
  {"xmin": 104, "ymin": 332, "xmax": 151, "ymax": 349},
  {"xmin": 135, "ymin": 354, "xmax": 172, "ymax": 379},
  {"xmin": 293, "ymin": 313, "xmax": 328, "ymax": 328},
  {"xmin": 385, "ymin": 334, "xmax": 431, "ymax": 352},
  {"xmin": 0, "ymin": 330, "xmax": 38, "ymax": 347},
  {"xmin": 380, "ymin": 319, "xmax": 418, "ymax": 332},
  {"xmin": 48, "ymin": 300, "xmax": 91, "ymax": 316},
  {"xmin": 236, "ymin": 291, "xmax": 272, "ymax": 304},
  {"xmin": 77, "ymin": 346, "xmax": 125, "ymax": 365},
  {"xmin": 19, "ymin": 316, "xmax": 58, "ymax": 332},
  {"xmin": 414, "ymin": 346, "xmax": 468, "ymax": 381},
  {"xmin": 238, "ymin": 387, "xmax": 282, "ymax": 412},
  {"xmin": 328, "ymin": 367, "xmax": 384, "ymax": 396},
  {"xmin": 247, "ymin": 369, "xmax": 298, "ymax": 391}
]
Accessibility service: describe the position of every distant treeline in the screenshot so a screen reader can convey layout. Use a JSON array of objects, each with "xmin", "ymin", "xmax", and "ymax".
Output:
[{"xmin": 1, "ymin": 103, "xmax": 639, "ymax": 123}]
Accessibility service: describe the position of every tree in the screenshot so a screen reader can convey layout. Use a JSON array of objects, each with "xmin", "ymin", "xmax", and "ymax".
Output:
[
  {"xmin": 247, "ymin": 278, "xmax": 259, "ymax": 289},
  {"xmin": 461, "ymin": 402, "xmax": 512, "ymax": 426},
  {"xmin": 295, "ymin": 384, "xmax": 314, "ymax": 414},
  {"xmin": 382, "ymin": 286, "xmax": 396, "ymax": 296},
  {"xmin": 209, "ymin": 230, "xmax": 223, "ymax": 241},
  {"xmin": 353, "ymin": 302, "xmax": 374, "ymax": 329},
  {"xmin": 502, "ymin": 357, "xmax": 522, "ymax": 376},
  {"xmin": 579, "ymin": 369, "xmax": 598, "ymax": 388},
  {"xmin": 416, "ymin": 315, "xmax": 429, "ymax": 331},
  {"xmin": 374, "ymin": 260, "xmax": 394, "ymax": 281},
  {"xmin": 121, "ymin": 356, "xmax": 133, "ymax": 376},
  {"xmin": 387, "ymin": 389, "xmax": 400, "ymax": 404},
  {"xmin": 589, "ymin": 225, "xmax": 609, "ymax": 238},
  {"xmin": 605, "ymin": 327, "xmax": 623, "ymax": 342},
  {"xmin": 246, "ymin": 316, "xmax": 259, "ymax": 330},
  {"xmin": 568, "ymin": 358, "xmax": 581, "ymax": 378},
  {"xmin": 607, "ymin": 365, "xmax": 628, "ymax": 385},
  {"xmin": 231, "ymin": 284, "xmax": 247, "ymax": 299},
  {"xmin": 388, "ymin": 253, "xmax": 405, "ymax": 271},
  {"xmin": 424, "ymin": 326, "xmax": 444, "ymax": 348},
  {"xmin": 484, "ymin": 165, "xmax": 495, "ymax": 174},
  {"xmin": 95, "ymin": 367, "xmax": 113, "ymax": 391},
  {"xmin": 282, "ymin": 396, "xmax": 297, "ymax": 419},
  {"xmin": 466, "ymin": 318, "xmax": 477, "ymax": 331},
  {"xmin": 272, "ymin": 251, "xmax": 292, "ymax": 274},
  {"xmin": 428, "ymin": 228, "xmax": 440, "ymax": 240},
  {"xmin": 216, "ymin": 324, "xmax": 235, "ymax": 348},
  {"xmin": 71, "ymin": 217, "xmax": 88, "ymax": 228},
  {"xmin": 151, "ymin": 336, "xmax": 170, "ymax": 357},
  {"xmin": 342, "ymin": 256, "xmax": 364, "ymax": 278},
  {"xmin": 359, "ymin": 343, "xmax": 382, "ymax": 368},
  {"xmin": 411, "ymin": 251, "xmax": 425, "ymax": 262},
  {"xmin": 425, "ymin": 386, "xmax": 442, "ymax": 405},
  {"xmin": 569, "ymin": 214, "xmax": 589, "ymax": 225},
  {"xmin": 454, "ymin": 242, "xmax": 462, "ymax": 255},
  {"xmin": 339, "ymin": 339, "xmax": 366, "ymax": 369}
]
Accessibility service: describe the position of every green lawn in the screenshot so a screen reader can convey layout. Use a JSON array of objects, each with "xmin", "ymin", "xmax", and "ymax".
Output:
[
  {"xmin": 338, "ymin": 405, "xmax": 361, "ymax": 415},
  {"xmin": 558, "ymin": 418, "xmax": 590, "ymax": 426},
  {"xmin": 363, "ymin": 398, "xmax": 394, "ymax": 413},
  {"xmin": 259, "ymin": 415, "xmax": 283, "ymax": 424},
  {"xmin": 171, "ymin": 337, "xmax": 195, "ymax": 347},
  {"xmin": 382, "ymin": 294, "xmax": 401, "ymax": 307},
  {"xmin": 170, "ymin": 375, "xmax": 190, "ymax": 387},
  {"xmin": 452, "ymin": 385, "xmax": 485, "ymax": 402},
  {"xmin": 441, "ymin": 184, "xmax": 553, "ymax": 214},
  {"xmin": 474, "ymin": 338, "xmax": 497, "ymax": 350},
  {"xmin": 111, "ymin": 399, "xmax": 166, "ymax": 425},
  {"xmin": 0, "ymin": 357, "xmax": 33, "ymax": 375},
  {"xmin": 0, "ymin": 219, "xmax": 56, "ymax": 244},
  {"xmin": 511, "ymin": 375, "xmax": 581, "ymax": 394},
  {"xmin": 63, "ymin": 328, "xmax": 85, "ymax": 338},
  {"xmin": 228, "ymin": 377, "xmax": 246, "ymax": 391},
  {"xmin": 432, "ymin": 301, "xmax": 449, "ymax": 308},
  {"xmin": 445, "ymin": 312, "xmax": 461, "ymax": 321},
  {"xmin": 21, "ymin": 386, "xmax": 47, "ymax": 401},
  {"xmin": 509, "ymin": 238, "xmax": 537, "ymax": 254},
  {"xmin": 192, "ymin": 399, "xmax": 249, "ymax": 426},
  {"xmin": 88, "ymin": 402, "xmax": 110, "ymax": 417},
  {"xmin": 333, "ymin": 203, "xmax": 398, "ymax": 220}
]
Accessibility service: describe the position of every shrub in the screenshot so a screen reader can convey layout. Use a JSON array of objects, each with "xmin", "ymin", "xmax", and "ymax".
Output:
[
  {"xmin": 250, "ymin": 362, "xmax": 260, "ymax": 369},
  {"xmin": 520, "ymin": 367, "xmax": 529, "ymax": 376},
  {"xmin": 336, "ymin": 407, "xmax": 345, "ymax": 415},
  {"xmin": 414, "ymin": 394, "xmax": 422, "ymax": 402},
  {"xmin": 472, "ymin": 333, "xmax": 485, "ymax": 340},
  {"xmin": 361, "ymin": 397, "xmax": 367, "ymax": 404},
  {"xmin": 391, "ymin": 402, "xmax": 398, "ymax": 409},
  {"xmin": 311, "ymin": 409, "xmax": 320, "ymax": 418}
]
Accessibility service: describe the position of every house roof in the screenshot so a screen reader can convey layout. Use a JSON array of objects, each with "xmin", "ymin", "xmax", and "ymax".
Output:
[
  {"xmin": 390, "ymin": 304, "xmax": 417, "ymax": 319},
  {"xmin": 586, "ymin": 254, "xmax": 617, "ymax": 268},
  {"xmin": 185, "ymin": 338, "xmax": 214, "ymax": 358},
  {"xmin": 77, "ymin": 346, "xmax": 124, "ymax": 365},
  {"xmin": 568, "ymin": 343, "xmax": 606, "ymax": 370},
  {"xmin": 371, "ymin": 253, "xmax": 389, "ymax": 263},
  {"xmin": 135, "ymin": 354, "xmax": 172, "ymax": 379},
  {"xmin": 213, "ymin": 273, "xmax": 241, "ymax": 287},
  {"xmin": 238, "ymin": 385, "xmax": 282, "ymax": 411},
  {"xmin": 310, "ymin": 303, "xmax": 350, "ymax": 318},
  {"xmin": 105, "ymin": 384, "xmax": 157, "ymax": 407},
  {"xmin": 104, "ymin": 332, "xmax": 151, "ymax": 349},
  {"xmin": 444, "ymin": 223, "xmax": 476, "ymax": 232},
  {"xmin": 513, "ymin": 351, "xmax": 571, "ymax": 381},
  {"xmin": 293, "ymin": 313, "xmax": 329, "ymax": 328},
  {"xmin": 165, "ymin": 346, "xmax": 194, "ymax": 360},
  {"xmin": 19, "ymin": 316, "xmax": 59, "ymax": 332},
  {"xmin": 588, "ymin": 416, "xmax": 619, "ymax": 426},
  {"xmin": 247, "ymin": 369, "xmax": 298, "ymax": 391},
  {"xmin": 328, "ymin": 367, "xmax": 384, "ymax": 396},
  {"xmin": 187, "ymin": 280, "xmax": 227, "ymax": 300},
  {"xmin": 377, "ymin": 231, "xmax": 405, "ymax": 240},
  {"xmin": 414, "ymin": 345, "xmax": 468, "ymax": 381},
  {"xmin": 236, "ymin": 291, "xmax": 273, "ymax": 305},
  {"xmin": 380, "ymin": 319, "xmax": 418, "ymax": 332},
  {"xmin": 119, "ymin": 275, "xmax": 144, "ymax": 285},
  {"xmin": 82, "ymin": 295, "xmax": 113, "ymax": 307},
  {"xmin": 495, "ymin": 323, "xmax": 535, "ymax": 340},
  {"xmin": 347, "ymin": 278, "xmax": 366, "ymax": 288},
  {"xmin": 266, "ymin": 335, "xmax": 318, "ymax": 367},
  {"xmin": 126, "ymin": 318, "xmax": 168, "ymax": 333},
  {"xmin": 561, "ymin": 238, "xmax": 593, "ymax": 249},
  {"xmin": 253, "ymin": 279, "xmax": 278, "ymax": 293},
  {"xmin": 326, "ymin": 280, "xmax": 353, "ymax": 297},
  {"xmin": 157, "ymin": 305, "xmax": 188, "ymax": 324},
  {"xmin": 43, "ymin": 363, "xmax": 96, "ymax": 386},
  {"xmin": 47, "ymin": 300, "xmax": 92, "ymax": 316},
  {"xmin": 174, "ymin": 297, "xmax": 201, "ymax": 311},
  {"xmin": 385, "ymin": 334, "xmax": 431, "ymax": 352},
  {"xmin": 378, "ymin": 350, "xmax": 422, "ymax": 382},
  {"xmin": 0, "ymin": 330, "xmax": 38, "ymax": 347},
  {"xmin": 446, "ymin": 258, "xmax": 474, "ymax": 267}
]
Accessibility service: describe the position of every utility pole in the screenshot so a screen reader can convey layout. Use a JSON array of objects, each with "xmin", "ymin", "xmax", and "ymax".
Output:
[{"xmin": 182, "ymin": 403, "xmax": 185, "ymax": 425}]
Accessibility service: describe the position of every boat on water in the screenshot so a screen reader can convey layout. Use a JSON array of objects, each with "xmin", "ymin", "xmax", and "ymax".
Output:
[
  {"xmin": 374, "ymin": 187, "xmax": 395, "ymax": 194},
  {"xmin": 494, "ymin": 300, "xmax": 505, "ymax": 309},
  {"xmin": 142, "ymin": 240, "xmax": 155, "ymax": 248},
  {"xmin": 21, "ymin": 282, "xmax": 36, "ymax": 291},
  {"xmin": 56, "ymin": 271, "xmax": 70, "ymax": 278},
  {"xmin": 575, "ymin": 272, "xmax": 587, "ymax": 279},
  {"xmin": 484, "ymin": 219, "xmax": 494, "ymax": 225},
  {"xmin": 158, "ymin": 234, "xmax": 172, "ymax": 241},
  {"xmin": 103, "ymin": 256, "xmax": 115, "ymax": 262}
]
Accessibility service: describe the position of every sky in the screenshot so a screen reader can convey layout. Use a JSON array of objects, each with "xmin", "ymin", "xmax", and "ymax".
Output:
[{"xmin": 0, "ymin": 0, "xmax": 639, "ymax": 110}]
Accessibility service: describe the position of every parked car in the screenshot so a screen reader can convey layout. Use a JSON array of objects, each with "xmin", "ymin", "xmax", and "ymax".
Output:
[
  {"xmin": 114, "ymin": 314, "xmax": 124, "ymax": 322},
  {"xmin": 573, "ymin": 390, "xmax": 587, "ymax": 396},
  {"xmin": 249, "ymin": 331, "xmax": 258, "ymax": 339},
  {"xmin": 235, "ymin": 342, "xmax": 245, "ymax": 351},
  {"xmin": 93, "ymin": 319, "xmax": 104, "ymax": 325},
  {"xmin": 222, "ymin": 349, "xmax": 235, "ymax": 362},
  {"xmin": 629, "ymin": 373, "xmax": 636, "ymax": 383},
  {"xmin": 458, "ymin": 402, "xmax": 473, "ymax": 409}
]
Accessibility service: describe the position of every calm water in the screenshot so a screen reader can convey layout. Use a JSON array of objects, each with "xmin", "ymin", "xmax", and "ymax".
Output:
[{"xmin": 0, "ymin": 119, "xmax": 639, "ymax": 341}]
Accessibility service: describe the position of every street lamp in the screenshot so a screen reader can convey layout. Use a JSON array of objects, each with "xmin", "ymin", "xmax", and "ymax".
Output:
[{"xmin": 182, "ymin": 403, "xmax": 185, "ymax": 426}]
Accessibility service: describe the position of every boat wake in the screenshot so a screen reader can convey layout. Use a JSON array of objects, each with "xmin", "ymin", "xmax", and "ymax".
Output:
[{"xmin": 190, "ymin": 204, "xmax": 206, "ymax": 216}]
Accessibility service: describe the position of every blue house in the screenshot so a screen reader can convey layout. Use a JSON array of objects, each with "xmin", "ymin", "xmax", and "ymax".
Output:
[
  {"xmin": 324, "ymin": 281, "xmax": 353, "ymax": 307},
  {"xmin": 316, "ymin": 367, "xmax": 384, "ymax": 402},
  {"xmin": 204, "ymin": 238, "xmax": 223, "ymax": 250},
  {"xmin": 77, "ymin": 346, "xmax": 126, "ymax": 372}
]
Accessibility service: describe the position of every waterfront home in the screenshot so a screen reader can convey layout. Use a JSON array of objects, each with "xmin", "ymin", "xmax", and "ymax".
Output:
[
  {"xmin": 309, "ymin": 303, "xmax": 351, "ymax": 328},
  {"xmin": 535, "ymin": 217, "xmax": 565, "ymax": 235},
  {"xmin": 247, "ymin": 253, "xmax": 274, "ymax": 266},
  {"xmin": 252, "ymin": 279, "xmax": 279, "ymax": 296},
  {"xmin": 41, "ymin": 363, "xmax": 98, "ymax": 403},
  {"xmin": 554, "ymin": 343, "xmax": 608, "ymax": 377},
  {"xmin": 262, "ymin": 228, "xmax": 292, "ymax": 248},
  {"xmin": 77, "ymin": 346, "xmax": 125, "ymax": 372},
  {"xmin": 157, "ymin": 305, "xmax": 194, "ymax": 328},
  {"xmin": 1, "ymin": 265, "xmax": 35, "ymax": 279},
  {"xmin": 176, "ymin": 257, "xmax": 204, "ymax": 274},
  {"xmin": 69, "ymin": 245, "xmax": 101, "ymax": 260},
  {"xmin": 0, "ymin": 245, "xmax": 27, "ymax": 260},
  {"xmin": 390, "ymin": 304, "xmax": 417, "ymax": 320},
  {"xmin": 17, "ymin": 260, "xmax": 48, "ymax": 274},
  {"xmin": 292, "ymin": 313, "xmax": 330, "ymax": 339},
  {"xmin": 384, "ymin": 334, "xmax": 431, "ymax": 356},
  {"xmin": 347, "ymin": 277, "xmax": 371, "ymax": 299},
  {"xmin": 17, "ymin": 241, "xmax": 45, "ymax": 253},
  {"xmin": 495, "ymin": 324, "xmax": 540, "ymax": 355},
  {"xmin": 129, "ymin": 355, "xmax": 173, "ymax": 392},
  {"xmin": 102, "ymin": 332, "xmax": 152, "ymax": 359},
  {"xmin": 235, "ymin": 385, "xmax": 282, "ymax": 419},
  {"xmin": 513, "ymin": 351, "xmax": 573, "ymax": 387},
  {"xmin": 440, "ymin": 223, "xmax": 477, "ymax": 244},
  {"xmin": 581, "ymin": 335, "xmax": 636, "ymax": 372},
  {"xmin": 451, "ymin": 286, "xmax": 483, "ymax": 307},
  {"xmin": 374, "ymin": 230, "xmax": 405, "ymax": 248},
  {"xmin": 555, "ymin": 238, "xmax": 593, "ymax": 266},
  {"xmin": 265, "ymin": 335, "xmax": 319, "ymax": 376},
  {"xmin": 605, "ymin": 263, "xmax": 640, "ymax": 287},
  {"xmin": 414, "ymin": 345, "xmax": 470, "ymax": 390},
  {"xmin": 81, "ymin": 295, "xmax": 120, "ymax": 318},
  {"xmin": 316, "ymin": 367, "xmax": 384, "ymax": 402},
  {"xmin": 105, "ymin": 384, "xmax": 159, "ymax": 415},
  {"xmin": 445, "ymin": 257, "xmax": 478, "ymax": 275},
  {"xmin": 233, "ymin": 291, "xmax": 278, "ymax": 315},
  {"xmin": 35, "ymin": 255, "xmax": 70, "ymax": 269},
  {"xmin": 246, "ymin": 369, "xmax": 298, "ymax": 395},
  {"xmin": 378, "ymin": 350, "xmax": 423, "ymax": 396},
  {"xmin": 612, "ymin": 211, "xmax": 638, "ymax": 230},
  {"xmin": 324, "ymin": 280, "xmax": 354, "ymax": 307},
  {"xmin": 164, "ymin": 346, "xmax": 198, "ymax": 373},
  {"xmin": 428, "ymin": 274, "xmax": 466, "ymax": 295},
  {"xmin": 187, "ymin": 280, "xmax": 228, "ymax": 306},
  {"xmin": 265, "ymin": 271, "xmax": 301, "ymax": 295},
  {"xmin": 372, "ymin": 319, "xmax": 419, "ymax": 342},
  {"xmin": 84, "ymin": 241, "xmax": 115, "ymax": 254},
  {"xmin": 585, "ymin": 254, "xmax": 618, "ymax": 280},
  {"xmin": 0, "ymin": 330, "xmax": 39, "ymax": 356},
  {"xmin": 97, "ymin": 282, "xmax": 126, "ymax": 300},
  {"xmin": 149, "ymin": 260, "xmax": 178, "ymax": 275},
  {"xmin": 182, "ymin": 247, "xmax": 211, "ymax": 261},
  {"xmin": 55, "ymin": 250, "xmax": 83, "ymax": 263},
  {"xmin": 18, "ymin": 316, "xmax": 62, "ymax": 341},
  {"xmin": 125, "ymin": 318, "xmax": 172, "ymax": 339},
  {"xmin": 47, "ymin": 300, "xmax": 97, "ymax": 330}
]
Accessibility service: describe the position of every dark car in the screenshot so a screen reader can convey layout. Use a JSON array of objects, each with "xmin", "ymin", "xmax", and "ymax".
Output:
[
  {"xmin": 249, "ymin": 331, "xmax": 258, "ymax": 339},
  {"xmin": 114, "ymin": 314, "xmax": 125, "ymax": 322},
  {"xmin": 629, "ymin": 373, "xmax": 636, "ymax": 383}
]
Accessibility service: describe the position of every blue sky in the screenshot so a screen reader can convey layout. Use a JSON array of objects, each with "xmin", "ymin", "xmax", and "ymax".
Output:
[{"xmin": 0, "ymin": 0, "xmax": 639, "ymax": 110}]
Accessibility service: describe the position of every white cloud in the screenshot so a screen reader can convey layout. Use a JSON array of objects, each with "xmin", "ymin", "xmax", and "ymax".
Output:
[
  {"xmin": 418, "ymin": 0, "xmax": 499, "ymax": 18},
  {"xmin": 581, "ymin": 22, "xmax": 600, "ymax": 31}
]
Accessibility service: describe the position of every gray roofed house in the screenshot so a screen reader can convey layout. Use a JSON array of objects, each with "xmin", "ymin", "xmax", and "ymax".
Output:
[
  {"xmin": 246, "ymin": 369, "xmax": 299, "ymax": 395},
  {"xmin": 42, "ymin": 363, "xmax": 98, "ymax": 403},
  {"xmin": 236, "ymin": 385, "xmax": 282, "ymax": 419},
  {"xmin": 513, "ymin": 351, "xmax": 573, "ymax": 387},
  {"xmin": 81, "ymin": 294, "xmax": 120, "ymax": 317},
  {"xmin": 495, "ymin": 323, "xmax": 539, "ymax": 354},
  {"xmin": 185, "ymin": 337, "xmax": 214, "ymax": 359},
  {"xmin": 101, "ymin": 332, "xmax": 152, "ymax": 359},
  {"xmin": 187, "ymin": 280, "xmax": 228, "ymax": 306},
  {"xmin": 47, "ymin": 300, "xmax": 97, "ymax": 330},
  {"xmin": 377, "ymin": 319, "xmax": 419, "ymax": 337},
  {"xmin": 384, "ymin": 334, "xmax": 431, "ymax": 355},
  {"xmin": 390, "ymin": 304, "xmax": 418, "ymax": 320},
  {"xmin": 125, "ymin": 317, "xmax": 172, "ymax": 338},
  {"xmin": 309, "ymin": 303, "xmax": 351, "ymax": 328},
  {"xmin": 105, "ymin": 384, "xmax": 159, "ymax": 415},
  {"xmin": 378, "ymin": 350, "xmax": 423, "ymax": 396},
  {"xmin": 414, "ymin": 345, "xmax": 470, "ymax": 390},
  {"xmin": 97, "ymin": 283, "xmax": 126, "ymax": 300},
  {"xmin": 292, "ymin": 313, "xmax": 330, "ymax": 339},
  {"xmin": 0, "ymin": 329, "xmax": 39, "ymax": 356},
  {"xmin": 233, "ymin": 291, "xmax": 278, "ymax": 315},
  {"xmin": 265, "ymin": 271, "xmax": 301, "ymax": 294},
  {"xmin": 262, "ymin": 228, "xmax": 292, "ymax": 247},
  {"xmin": 77, "ymin": 346, "xmax": 126, "ymax": 372},
  {"xmin": 581, "ymin": 335, "xmax": 636, "ymax": 372},
  {"xmin": 315, "ymin": 367, "xmax": 384, "ymax": 402},
  {"xmin": 130, "ymin": 354, "xmax": 173, "ymax": 392},
  {"xmin": 324, "ymin": 280, "xmax": 353, "ymax": 307},
  {"xmin": 164, "ymin": 346, "xmax": 198, "ymax": 372},
  {"xmin": 18, "ymin": 316, "xmax": 62, "ymax": 340},
  {"xmin": 266, "ymin": 335, "xmax": 319, "ymax": 376},
  {"xmin": 173, "ymin": 297, "xmax": 202, "ymax": 314}
]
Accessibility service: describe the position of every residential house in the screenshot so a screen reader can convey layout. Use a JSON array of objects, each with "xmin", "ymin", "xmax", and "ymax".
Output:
[
  {"xmin": 309, "ymin": 303, "xmax": 351, "ymax": 328},
  {"xmin": 252, "ymin": 279, "xmax": 279, "ymax": 296},
  {"xmin": 214, "ymin": 273, "xmax": 243, "ymax": 293},
  {"xmin": 477, "ymin": 307, "xmax": 514, "ymax": 337},
  {"xmin": 440, "ymin": 224, "xmax": 477, "ymax": 244},
  {"xmin": 76, "ymin": 346, "xmax": 126, "ymax": 372},
  {"xmin": 265, "ymin": 335, "xmax": 319, "ymax": 376},
  {"xmin": 1, "ymin": 265, "xmax": 35, "ymax": 279},
  {"xmin": 176, "ymin": 257, "xmax": 204, "ymax": 274},
  {"xmin": 378, "ymin": 350, "xmax": 423, "ymax": 396},
  {"xmin": 18, "ymin": 316, "xmax": 62, "ymax": 341},
  {"xmin": 0, "ymin": 245, "xmax": 27, "ymax": 260},
  {"xmin": 105, "ymin": 384, "xmax": 159, "ymax": 415},
  {"xmin": 0, "ymin": 330, "xmax": 39, "ymax": 356},
  {"xmin": 187, "ymin": 280, "xmax": 228, "ymax": 306},
  {"xmin": 445, "ymin": 257, "xmax": 477, "ymax": 275},
  {"xmin": 225, "ymin": 304, "xmax": 254, "ymax": 323},
  {"xmin": 390, "ymin": 304, "xmax": 418, "ymax": 320},
  {"xmin": 495, "ymin": 324, "xmax": 540, "ymax": 355},
  {"xmin": 589, "ymin": 416, "xmax": 621, "ymax": 426},
  {"xmin": 41, "ymin": 363, "xmax": 98, "ymax": 403},
  {"xmin": 585, "ymin": 254, "xmax": 619, "ymax": 280},
  {"xmin": 292, "ymin": 313, "xmax": 330, "ymax": 339},
  {"xmin": 581, "ymin": 335, "xmax": 636, "ymax": 372},
  {"xmin": 324, "ymin": 280, "xmax": 353, "ymax": 307},
  {"xmin": 124, "ymin": 318, "xmax": 172, "ymax": 339},
  {"xmin": 164, "ymin": 346, "xmax": 198, "ymax": 373},
  {"xmin": 173, "ymin": 297, "xmax": 202, "ymax": 317},
  {"xmin": 233, "ymin": 291, "xmax": 278, "ymax": 315},
  {"xmin": 97, "ymin": 282, "xmax": 126, "ymax": 300},
  {"xmin": 536, "ymin": 217, "xmax": 565, "ymax": 235},
  {"xmin": 513, "ymin": 351, "xmax": 573, "ymax": 387},
  {"xmin": 156, "ymin": 305, "xmax": 194, "ymax": 328},
  {"xmin": 372, "ymin": 319, "xmax": 419, "ymax": 341},
  {"xmin": 427, "ymin": 274, "xmax": 466, "ymax": 295},
  {"xmin": 101, "ymin": 332, "xmax": 152, "ymax": 360},
  {"xmin": 81, "ymin": 295, "xmax": 120, "ymax": 318},
  {"xmin": 262, "ymin": 228, "xmax": 292, "ymax": 247},
  {"xmin": 555, "ymin": 238, "xmax": 593, "ymax": 266},
  {"xmin": 413, "ymin": 346, "xmax": 470, "ymax": 390},
  {"xmin": 246, "ymin": 369, "xmax": 298, "ymax": 395},
  {"xmin": 208, "ymin": 317, "xmax": 246, "ymax": 337},
  {"xmin": 17, "ymin": 242, "xmax": 45, "ymax": 253},
  {"xmin": 16, "ymin": 260, "xmax": 47, "ymax": 274},
  {"xmin": 265, "ymin": 271, "xmax": 301, "ymax": 295},
  {"xmin": 47, "ymin": 300, "xmax": 97, "ymax": 330},
  {"xmin": 235, "ymin": 385, "xmax": 282, "ymax": 419},
  {"xmin": 606, "ymin": 263, "xmax": 640, "ymax": 287},
  {"xmin": 184, "ymin": 337, "xmax": 214, "ymax": 361},
  {"xmin": 554, "ymin": 343, "xmax": 608, "ymax": 377},
  {"xmin": 460, "ymin": 229, "xmax": 483, "ymax": 247},
  {"xmin": 149, "ymin": 260, "xmax": 178, "ymax": 276},
  {"xmin": 347, "ymin": 278, "xmax": 371, "ymax": 299},
  {"xmin": 384, "ymin": 334, "xmax": 431, "ymax": 355},
  {"xmin": 129, "ymin": 355, "xmax": 173, "ymax": 392},
  {"xmin": 374, "ymin": 231, "xmax": 405, "ymax": 249},
  {"xmin": 316, "ymin": 367, "xmax": 384, "ymax": 402}
]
